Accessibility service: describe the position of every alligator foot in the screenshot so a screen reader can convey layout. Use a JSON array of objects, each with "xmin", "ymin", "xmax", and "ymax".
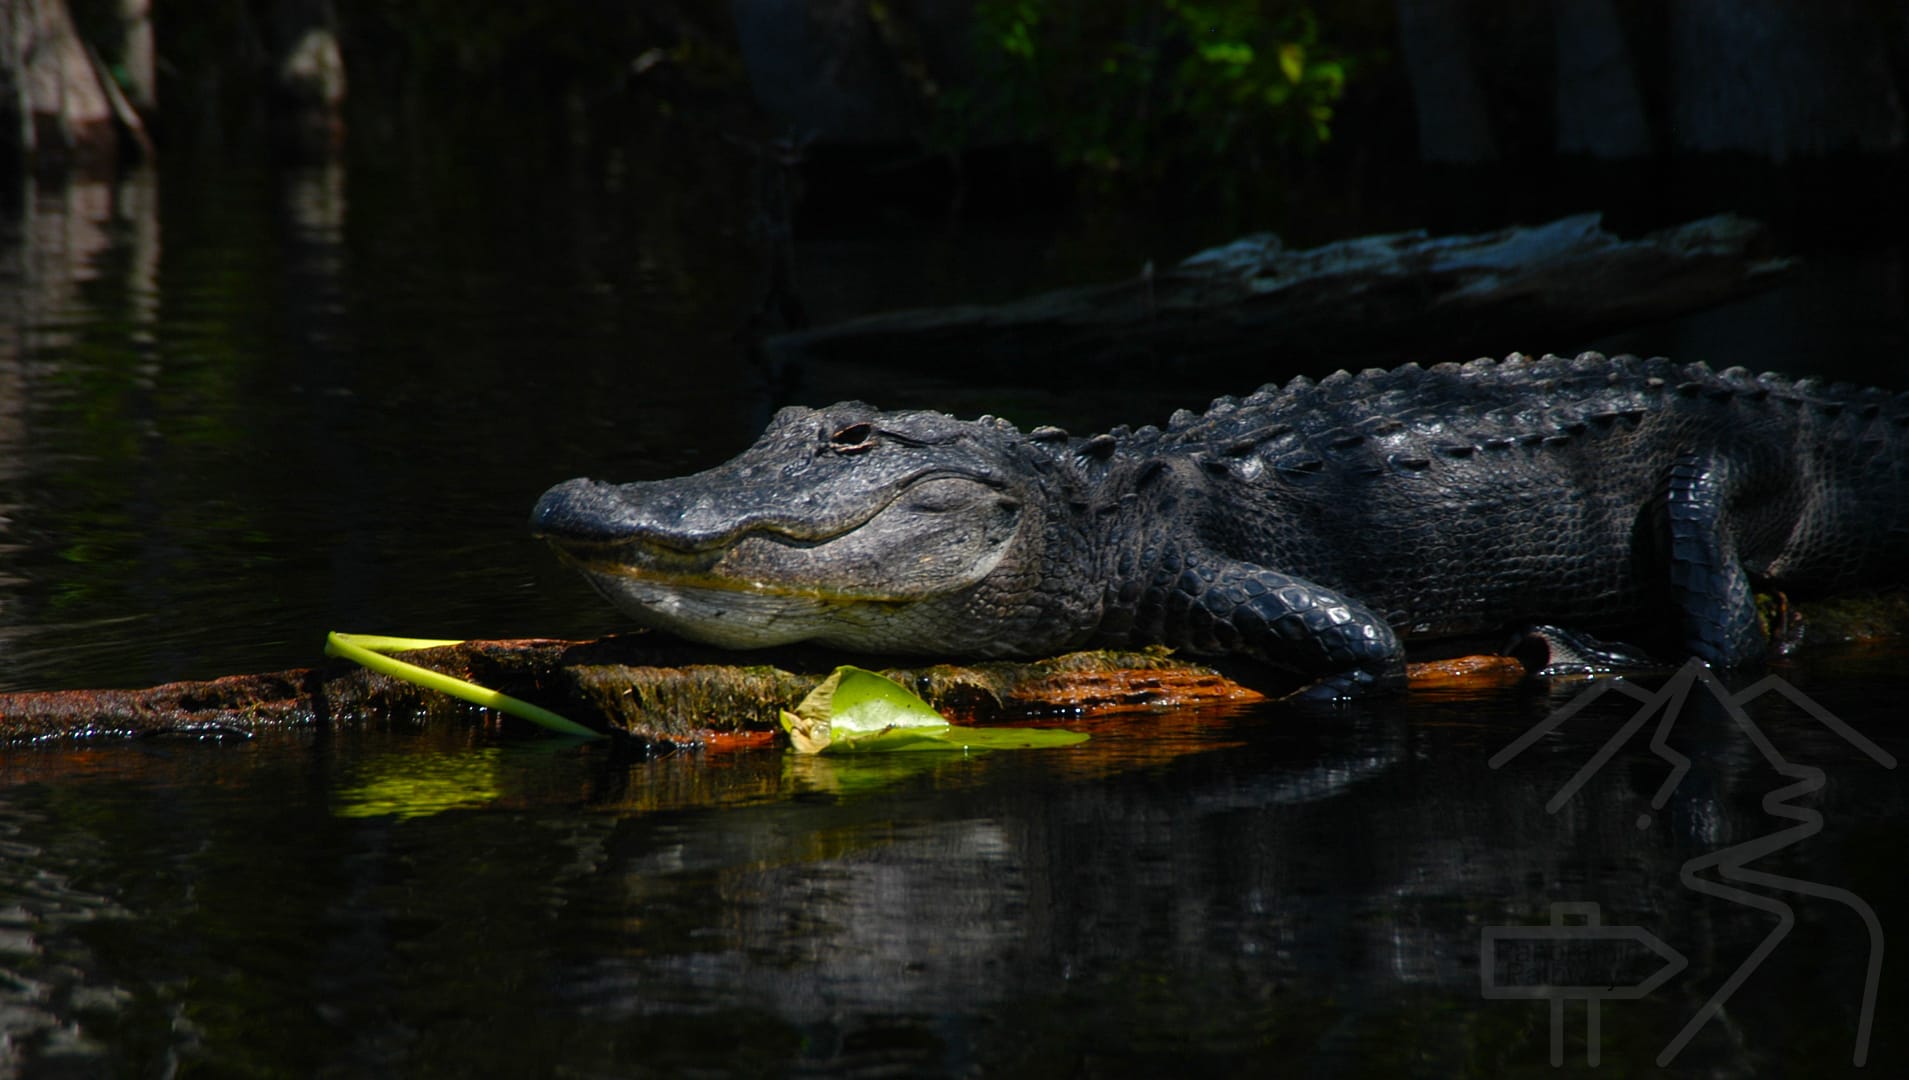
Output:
[
  {"xmin": 1759, "ymin": 590, "xmax": 1808, "ymax": 656},
  {"xmin": 1280, "ymin": 664, "xmax": 1410, "ymax": 704},
  {"xmin": 1504, "ymin": 624, "xmax": 1664, "ymax": 677}
]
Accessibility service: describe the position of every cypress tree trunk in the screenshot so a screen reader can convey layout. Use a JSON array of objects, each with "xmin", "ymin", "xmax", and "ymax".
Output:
[
  {"xmin": 1670, "ymin": 0, "xmax": 1904, "ymax": 159},
  {"xmin": 0, "ymin": 0, "xmax": 118, "ymax": 173},
  {"xmin": 1394, "ymin": 0, "xmax": 1499, "ymax": 163},
  {"xmin": 1551, "ymin": 0, "xmax": 1649, "ymax": 158},
  {"xmin": 261, "ymin": 0, "xmax": 347, "ymax": 156},
  {"xmin": 116, "ymin": 0, "xmax": 156, "ymax": 113}
]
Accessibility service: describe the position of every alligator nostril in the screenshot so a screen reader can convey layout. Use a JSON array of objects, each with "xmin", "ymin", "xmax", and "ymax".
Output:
[{"xmin": 531, "ymin": 478, "xmax": 619, "ymax": 540}]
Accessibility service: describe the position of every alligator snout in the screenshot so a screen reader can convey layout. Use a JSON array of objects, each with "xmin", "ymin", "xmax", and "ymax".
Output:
[{"xmin": 530, "ymin": 478, "xmax": 632, "ymax": 545}]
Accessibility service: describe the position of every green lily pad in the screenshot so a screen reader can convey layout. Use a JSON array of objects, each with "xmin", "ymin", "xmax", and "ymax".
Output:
[{"xmin": 779, "ymin": 666, "xmax": 1088, "ymax": 754}]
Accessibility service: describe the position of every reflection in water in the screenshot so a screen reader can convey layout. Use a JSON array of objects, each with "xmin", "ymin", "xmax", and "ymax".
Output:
[
  {"xmin": 333, "ymin": 747, "xmax": 503, "ymax": 820},
  {"xmin": 0, "ymin": 138, "xmax": 776, "ymax": 693},
  {"xmin": 1, "ymin": 174, "xmax": 155, "ymax": 682},
  {"xmin": 1, "ymin": 667, "xmax": 1901, "ymax": 1074},
  {"xmin": 0, "ymin": 788, "xmax": 139, "ymax": 1068}
]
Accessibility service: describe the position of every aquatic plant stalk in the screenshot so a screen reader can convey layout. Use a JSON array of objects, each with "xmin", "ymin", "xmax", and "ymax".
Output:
[{"xmin": 324, "ymin": 631, "xmax": 601, "ymax": 738}]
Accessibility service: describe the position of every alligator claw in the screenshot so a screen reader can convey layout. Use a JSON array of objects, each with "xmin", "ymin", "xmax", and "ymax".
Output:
[
  {"xmin": 1281, "ymin": 665, "xmax": 1408, "ymax": 704},
  {"xmin": 1505, "ymin": 624, "xmax": 1663, "ymax": 677}
]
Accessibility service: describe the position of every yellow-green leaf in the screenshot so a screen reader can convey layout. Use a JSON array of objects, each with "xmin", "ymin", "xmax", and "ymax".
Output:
[
  {"xmin": 785, "ymin": 665, "xmax": 948, "ymax": 738},
  {"xmin": 1198, "ymin": 41, "xmax": 1254, "ymax": 67},
  {"xmin": 781, "ymin": 666, "xmax": 1087, "ymax": 755},
  {"xmin": 1278, "ymin": 42, "xmax": 1305, "ymax": 85}
]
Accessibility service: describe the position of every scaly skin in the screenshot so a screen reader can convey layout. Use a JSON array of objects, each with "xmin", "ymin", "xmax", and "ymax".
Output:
[{"xmin": 532, "ymin": 353, "xmax": 1909, "ymax": 698}]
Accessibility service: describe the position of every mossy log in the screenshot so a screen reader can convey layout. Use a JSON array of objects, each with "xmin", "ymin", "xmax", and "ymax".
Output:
[{"xmin": 2, "ymin": 592, "xmax": 1903, "ymax": 746}]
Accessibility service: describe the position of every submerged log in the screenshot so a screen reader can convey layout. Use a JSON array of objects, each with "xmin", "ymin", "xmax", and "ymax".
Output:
[
  {"xmin": 762, "ymin": 213, "xmax": 1791, "ymax": 376},
  {"xmin": 3, "ymin": 591, "xmax": 1904, "ymax": 746}
]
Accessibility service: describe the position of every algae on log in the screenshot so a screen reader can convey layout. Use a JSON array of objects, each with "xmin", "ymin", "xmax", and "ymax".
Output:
[{"xmin": 761, "ymin": 213, "xmax": 1790, "ymax": 377}]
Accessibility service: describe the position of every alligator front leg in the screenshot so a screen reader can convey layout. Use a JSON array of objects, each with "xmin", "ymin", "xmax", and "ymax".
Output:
[
  {"xmin": 1666, "ymin": 452, "xmax": 1769, "ymax": 666},
  {"xmin": 1120, "ymin": 551, "xmax": 1409, "ymax": 699}
]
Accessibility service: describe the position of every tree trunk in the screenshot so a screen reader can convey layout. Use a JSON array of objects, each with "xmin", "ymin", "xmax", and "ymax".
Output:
[
  {"xmin": 1551, "ymin": 0, "xmax": 1649, "ymax": 158},
  {"xmin": 1669, "ymin": 0, "xmax": 1904, "ymax": 159},
  {"xmin": 1394, "ymin": 0, "xmax": 1499, "ymax": 163},
  {"xmin": 261, "ymin": 0, "xmax": 347, "ymax": 157},
  {"xmin": 0, "ymin": 0, "xmax": 117, "ymax": 173},
  {"xmin": 116, "ymin": 0, "xmax": 155, "ymax": 112},
  {"xmin": 730, "ymin": 0, "xmax": 929, "ymax": 142}
]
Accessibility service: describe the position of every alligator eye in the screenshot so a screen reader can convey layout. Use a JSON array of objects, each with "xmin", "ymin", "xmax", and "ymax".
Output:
[{"xmin": 830, "ymin": 422, "xmax": 875, "ymax": 454}]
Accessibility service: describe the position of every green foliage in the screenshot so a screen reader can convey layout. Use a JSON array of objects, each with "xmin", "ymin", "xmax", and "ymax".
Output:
[{"xmin": 956, "ymin": 0, "xmax": 1352, "ymax": 179}]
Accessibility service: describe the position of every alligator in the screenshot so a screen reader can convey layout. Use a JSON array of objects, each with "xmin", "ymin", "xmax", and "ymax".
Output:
[{"xmin": 530, "ymin": 353, "xmax": 1909, "ymax": 698}]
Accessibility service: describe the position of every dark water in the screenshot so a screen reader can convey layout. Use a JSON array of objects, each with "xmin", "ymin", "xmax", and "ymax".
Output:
[
  {"xmin": 2, "ymin": 132, "xmax": 1908, "ymax": 1074},
  {"xmin": 3, "ymin": 673, "xmax": 1905, "ymax": 1076}
]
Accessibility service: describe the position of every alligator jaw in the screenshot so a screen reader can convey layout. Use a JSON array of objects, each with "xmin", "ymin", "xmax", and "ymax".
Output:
[
  {"xmin": 541, "ymin": 535, "xmax": 907, "ymax": 602},
  {"xmin": 585, "ymin": 570, "xmax": 882, "ymax": 649},
  {"xmin": 534, "ymin": 522, "xmax": 904, "ymax": 648}
]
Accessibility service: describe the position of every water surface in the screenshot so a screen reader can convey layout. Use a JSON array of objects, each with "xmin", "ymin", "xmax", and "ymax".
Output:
[{"xmin": 4, "ymin": 666, "xmax": 1904, "ymax": 1075}]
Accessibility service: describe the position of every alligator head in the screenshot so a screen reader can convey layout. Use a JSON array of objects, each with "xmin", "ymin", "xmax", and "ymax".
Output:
[{"xmin": 531, "ymin": 403, "xmax": 1092, "ymax": 655}]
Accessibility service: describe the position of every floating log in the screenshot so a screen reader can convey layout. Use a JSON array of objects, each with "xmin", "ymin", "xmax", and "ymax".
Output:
[
  {"xmin": 0, "ymin": 639, "xmax": 1276, "ymax": 746},
  {"xmin": 763, "ymin": 213, "xmax": 1791, "ymax": 375},
  {"xmin": 4, "ymin": 590, "xmax": 1904, "ymax": 746}
]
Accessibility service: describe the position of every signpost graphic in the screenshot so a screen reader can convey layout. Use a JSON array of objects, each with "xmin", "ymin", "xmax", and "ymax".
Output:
[
  {"xmin": 1486, "ymin": 660, "xmax": 1893, "ymax": 1067},
  {"xmin": 1481, "ymin": 902, "xmax": 1687, "ymax": 1066}
]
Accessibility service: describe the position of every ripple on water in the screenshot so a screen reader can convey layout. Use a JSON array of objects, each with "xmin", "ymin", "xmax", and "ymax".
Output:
[{"xmin": 0, "ymin": 792, "xmax": 137, "ymax": 1073}]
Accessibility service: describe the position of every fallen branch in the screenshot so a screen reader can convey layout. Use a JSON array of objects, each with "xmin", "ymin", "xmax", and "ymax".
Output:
[{"xmin": 763, "ymin": 213, "xmax": 1791, "ymax": 374}]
